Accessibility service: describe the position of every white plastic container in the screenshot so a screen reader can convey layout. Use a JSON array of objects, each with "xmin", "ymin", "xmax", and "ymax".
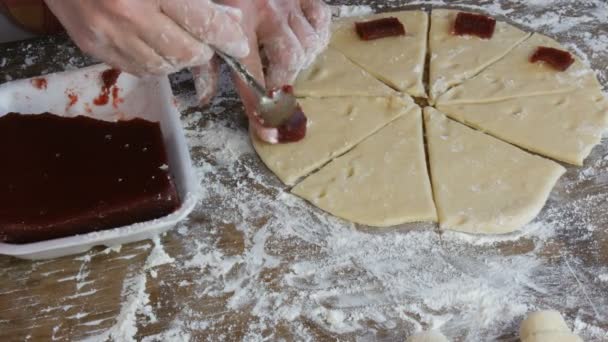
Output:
[{"xmin": 0, "ymin": 64, "xmax": 199, "ymax": 260}]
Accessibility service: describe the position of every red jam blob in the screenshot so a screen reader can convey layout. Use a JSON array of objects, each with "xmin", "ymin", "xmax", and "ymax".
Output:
[
  {"xmin": 530, "ymin": 46, "xmax": 575, "ymax": 71},
  {"xmin": 453, "ymin": 12, "xmax": 496, "ymax": 39},
  {"xmin": 31, "ymin": 77, "xmax": 48, "ymax": 90},
  {"xmin": 101, "ymin": 68, "xmax": 121, "ymax": 89},
  {"xmin": 0, "ymin": 113, "xmax": 180, "ymax": 244},
  {"xmin": 262, "ymin": 85, "xmax": 308, "ymax": 143},
  {"xmin": 355, "ymin": 17, "xmax": 406, "ymax": 41},
  {"xmin": 281, "ymin": 84, "xmax": 293, "ymax": 94},
  {"xmin": 277, "ymin": 105, "xmax": 307, "ymax": 143}
]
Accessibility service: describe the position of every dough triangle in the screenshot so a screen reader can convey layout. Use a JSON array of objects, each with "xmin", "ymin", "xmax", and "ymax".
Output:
[
  {"xmin": 329, "ymin": 11, "xmax": 428, "ymax": 97},
  {"xmin": 294, "ymin": 48, "xmax": 396, "ymax": 97},
  {"xmin": 424, "ymin": 107, "xmax": 566, "ymax": 234},
  {"xmin": 428, "ymin": 9, "xmax": 530, "ymax": 103},
  {"xmin": 253, "ymin": 96, "xmax": 416, "ymax": 185},
  {"xmin": 292, "ymin": 108, "xmax": 437, "ymax": 226},
  {"xmin": 437, "ymin": 89, "xmax": 608, "ymax": 165},
  {"xmin": 436, "ymin": 33, "xmax": 599, "ymax": 105}
]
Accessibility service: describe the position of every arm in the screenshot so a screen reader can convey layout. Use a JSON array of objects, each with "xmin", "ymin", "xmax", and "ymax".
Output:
[{"xmin": 43, "ymin": 0, "xmax": 250, "ymax": 76}]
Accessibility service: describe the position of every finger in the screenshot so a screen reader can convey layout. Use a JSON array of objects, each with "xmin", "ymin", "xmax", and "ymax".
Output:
[
  {"xmin": 112, "ymin": 32, "xmax": 173, "ymax": 75},
  {"xmin": 160, "ymin": 0, "xmax": 249, "ymax": 58},
  {"xmin": 261, "ymin": 26, "xmax": 305, "ymax": 89},
  {"xmin": 192, "ymin": 56, "xmax": 220, "ymax": 105},
  {"xmin": 216, "ymin": 0, "xmax": 262, "ymax": 112},
  {"xmin": 82, "ymin": 29, "xmax": 154, "ymax": 76},
  {"xmin": 93, "ymin": 45, "xmax": 146, "ymax": 77},
  {"xmin": 288, "ymin": 10, "xmax": 319, "ymax": 54},
  {"xmin": 250, "ymin": 119, "xmax": 279, "ymax": 144},
  {"xmin": 300, "ymin": 0, "xmax": 332, "ymax": 41},
  {"xmin": 227, "ymin": 26, "xmax": 280, "ymax": 143},
  {"xmin": 136, "ymin": 12, "xmax": 215, "ymax": 69},
  {"xmin": 233, "ymin": 35, "xmax": 264, "ymax": 119}
]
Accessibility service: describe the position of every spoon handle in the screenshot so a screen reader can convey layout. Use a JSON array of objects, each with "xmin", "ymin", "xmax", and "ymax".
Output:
[{"xmin": 214, "ymin": 49, "xmax": 267, "ymax": 99}]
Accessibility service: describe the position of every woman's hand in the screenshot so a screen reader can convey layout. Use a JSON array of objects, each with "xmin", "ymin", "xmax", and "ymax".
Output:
[
  {"xmin": 255, "ymin": 0, "xmax": 332, "ymax": 89},
  {"xmin": 195, "ymin": 0, "xmax": 331, "ymax": 143},
  {"xmin": 44, "ymin": 0, "xmax": 250, "ymax": 76}
]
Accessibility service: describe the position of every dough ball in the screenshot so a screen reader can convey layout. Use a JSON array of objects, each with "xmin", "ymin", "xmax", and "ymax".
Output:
[
  {"xmin": 521, "ymin": 332, "xmax": 583, "ymax": 342},
  {"xmin": 406, "ymin": 330, "xmax": 449, "ymax": 342},
  {"xmin": 520, "ymin": 310, "xmax": 582, "ymax": 342}
]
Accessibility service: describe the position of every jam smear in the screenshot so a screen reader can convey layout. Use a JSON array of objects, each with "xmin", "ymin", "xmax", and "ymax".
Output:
[
  {"xmin": 66, "ymin": 91, "xmax": 78, "ymax": 108},
  {"xmin": 112, "ymin": 86, "xmax": 124, "ymax": 108},
  {"xmin": 93, "ymin": 92, "xmax": 110, "ymax": 106},
  {"xmin": 530, "ymin": 46, "xmax": 575, "ymax": 71},
  {"xmin": 355, "ymin": 17, "xmax": 406, "ymax": 41},
  {"xmin": 31, "ymin": 78, "xmax": 48, "ymax": 90},
  {"xmin": 94, "ymin": 68, "xmax": 122, "ymax": 106},
  {"xmin": 0, "ymin": 113, "xmax": 180, "ymax": 244},
  {"xmin": 453, "ymin": 12, "xmax": 496, "ymax": 39}
]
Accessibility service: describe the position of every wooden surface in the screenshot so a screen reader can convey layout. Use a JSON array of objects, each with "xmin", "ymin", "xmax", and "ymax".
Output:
[{"xmin": 1, "ymin": 1, "xmax": 608, "ymax": 341}]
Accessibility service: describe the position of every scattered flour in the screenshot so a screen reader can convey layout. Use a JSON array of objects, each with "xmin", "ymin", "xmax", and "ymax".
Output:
[
  {"xmin": 109, "ymin": 87, "xmax": 602, "ymax": 340},
  {"xmin": 4, "ymin": 1, "xmax": 607, "ymax": 341},
  {"xmin": 80, "ymin": 238, "xmax": 170, "ymax": 342},
  {"xmin": 144, "ymin": 235, "xmax": 175, "ymax": 270},
  {"xmin": 80, "ymin": 272, "xmax": 151, "ymax": 342}
]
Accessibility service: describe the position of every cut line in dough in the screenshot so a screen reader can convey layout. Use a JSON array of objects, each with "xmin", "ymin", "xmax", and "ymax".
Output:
[
  {"xmin": 294, "ymin": 48, "xmax": 396, "ymax": 98},
  {"xmin": 252, "ymin": 96, "xmax": 416, "ymax": 186},
  {"xmin": 437, "ymin": 88, "xmax": 608, "ymax": 166},
  {"xmin": 436, "ymin": 33, "xmax": 599, "ymax": 105},
  {"xmin": 292, "ymin": 108, "xmax": 437, "ymax": 226},
  {"xmin": 424, "ymin": 107, "xmax": 566, "ymax": 234},
  {"xmin": 330, "ymin": 10, "xmax": 428, "ymax": 97},
  {"xmin": 428, "ymin": 9, "xmax": 530, "ymax": 103}
]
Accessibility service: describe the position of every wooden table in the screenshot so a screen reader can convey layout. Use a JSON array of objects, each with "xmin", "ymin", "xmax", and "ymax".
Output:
[{"xmin": 1, "ymin": 1, "xmax": 608, "ymax": 341}]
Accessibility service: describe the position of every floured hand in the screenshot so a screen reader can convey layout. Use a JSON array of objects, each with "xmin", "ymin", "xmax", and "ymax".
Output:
[
  {"xmin": 197, "ymin": 0, "xmax": 330, "ymax": 143},
  {"xmin": 255, "ymin": 0, "xmax": 332, "ymax": 89},
  {"xmin": 44, "ymin": 0, "xmax": 249, "ymax": 76}
]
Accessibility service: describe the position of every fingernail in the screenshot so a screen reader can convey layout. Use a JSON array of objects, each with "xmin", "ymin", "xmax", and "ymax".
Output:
[{"xmin": 225, "ymin": 41, "xmax": 250, "ymax": 59}]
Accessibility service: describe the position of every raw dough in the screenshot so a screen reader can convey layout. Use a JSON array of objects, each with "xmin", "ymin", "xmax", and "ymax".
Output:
[
  {"xmin": 521, "ymin": 333, "xmax": 583, "ymax": 342},
  {"xmin": 292, "ymin": 108, "xmax": 437, "ymax": 226},
  {"xmin": 406, "ymin": 330, "xmax": 449, "ymax": 342},
  {"xmin": 436, "ymin": 33, "xmax": 599, "ymax": 105},
  {"xmin": 520, "ymin": 311, "xmax": 583, "ymax": 342},
  {"xmin": 424, "ymin": 107, "xmax": 566, "ymax": 234},
  {"xmin": 437, "ymin": 88, "xmax": 608, "ymax": 165},
  {"xmin": 294, "ymin": 48, "xmax": 396, "ymax": 97},
  {"xmin": 330, "ymin": 11, "xmax": 428, "ymax": 97},
  {"xmin": 428, "ymin": 9, "xmax": 530, "ymax": 103},
  {"xmin": 254, "ymin": 9, "xmax": 602, "ymax": 233},
  {"xmin": 252, "ymin": 96, "xmax": 416, "ymax": 185}
]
